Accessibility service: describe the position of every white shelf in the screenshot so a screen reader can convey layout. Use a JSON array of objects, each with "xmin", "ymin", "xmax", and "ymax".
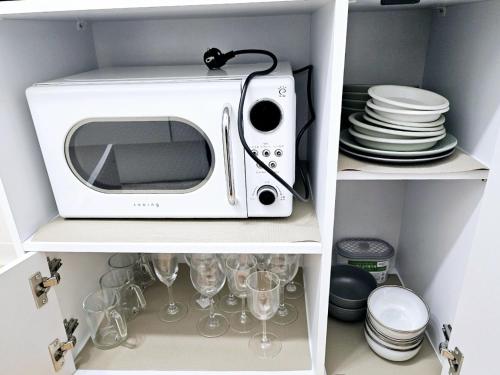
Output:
[
  {"xmin": 75, "ymin": 265, "xmax": 312, "ymax": 374},
  {"xmin": 0, "ymin": 0, "xmax": 328, "ymax": 21},
  {"xmin": 337, "ymin": 148, "xmax": 489, "ymax": 181},
  {"xmin": 23, "ymin": 200, "xmax": 321, "ymax": 253},
  {"xmin": 325, "ymin": 275, "xmax": 441, "ymax": 375}
]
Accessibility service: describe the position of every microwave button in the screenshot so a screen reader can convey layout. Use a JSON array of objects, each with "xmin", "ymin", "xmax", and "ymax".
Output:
[{"xmin": 257, "ymin": 185, "xmax": 278, "ymax": 206}]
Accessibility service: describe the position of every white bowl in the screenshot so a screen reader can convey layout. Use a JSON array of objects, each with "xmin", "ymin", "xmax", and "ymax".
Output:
[
  {"xmin": 365, "ymin": 328, "xmax": 423, "ymax": 362},
  {"xmin": 365, "ymin": 319, "xmax": 423, "ymax": 350},
  {"xmin": 342, "ymin": 99, "xmax": 366, "ymax": 110},
  {"xmin": 365, "ymin": 107, "xmax": 446, "ymax": 128},
  {"xmin": 363, "ymin": 113, "xmax": 445, "ymax": 133},
  {"xmin": 367, "ymin": 286, "xmax": 430, "ymax": 340},
  {"xmin": 349, "ymin": 113, "xmax": 445, "ymax": 139},
  {"xmin": 368, "ymin": 85, "xmax": 449, "ymax": 111},
  {"xmin": 348, "ymin": 128, "xmax": 446, "ymax": 152},
  {"xmin": 366, "ymin": 100, "xmax": 449, "ymax": 123}
]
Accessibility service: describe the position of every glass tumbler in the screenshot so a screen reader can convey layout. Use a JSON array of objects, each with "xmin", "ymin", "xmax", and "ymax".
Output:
[
  {"xmin": 108, "ymin": 253, "xmax": 156, "ymax": 289},
  {"xmin": 100, "ymin": 268, "xmax": 147, "ymax": 321},
  {"xmin": 83, "ymin": 288, "xmax": 128, "ymax": 350}
]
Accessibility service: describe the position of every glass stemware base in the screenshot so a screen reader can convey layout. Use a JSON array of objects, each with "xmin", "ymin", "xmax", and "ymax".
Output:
[
  {"xmin": 271, "ymin": 303, "xmax": 298, "ymax": 326},
  {"xmin": 158, "ymin": 301, "xmax": 188, "ymax": 323},
  {"xmin": 230, "ymin": 310, "xmax": 257, "ymax": 333},
  {"xmin": 285, "ymin": 281, "xmax": 304, "ymax": 300},
  {"xmin": 190, "ymin": 293, "xmax": 219, "ymax": 311},
  {"xmin": 249, "ymin": 332, "xmax": 282, "ymax": 359},
  {"xmin": 220, "ymin": 293, "xmax": 241, "ymax": 313},
  {"xmin": 197, "ymin": 313, "xmax": 229, "ymax": 338}
]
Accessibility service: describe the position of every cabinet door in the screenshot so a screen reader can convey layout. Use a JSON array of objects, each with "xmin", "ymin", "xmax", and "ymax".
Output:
[
  {"xmin": 0, "ymin": 252, "xmax": 75, "ymax": 375},
  {"xmin": 441, "ymin": 141, "xmax": 500, "ymax": 374}
]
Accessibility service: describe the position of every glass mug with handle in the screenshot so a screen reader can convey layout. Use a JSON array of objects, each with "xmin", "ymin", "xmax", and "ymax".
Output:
[
  {"xmin": 108, "ymin": 253, "xmax": 156, "ymax": 290},
  {"xmin": 83, "ymin": 288, "xmax": 128, "ymax": 350},
  {"xmin": 100, "ymin": 268, "xmax": 147, "ymax": 321}
]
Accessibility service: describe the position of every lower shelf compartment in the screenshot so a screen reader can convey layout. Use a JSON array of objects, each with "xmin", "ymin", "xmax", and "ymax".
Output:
[
  {"xmin": 325, "ymin": 275, "xmax": 441, "ymax": 375},
  {"xmin": 76, "ymin": 265, "xmax": 311, "ymax": 373}
]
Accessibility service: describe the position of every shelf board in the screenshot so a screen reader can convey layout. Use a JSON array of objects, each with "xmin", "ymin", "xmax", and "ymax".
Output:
[
  {"xmin": 0, "ymin": 0, "xmax": 328, "ymax": 21},
  {"xmin": 76, "ymin": 265, "xmax": 312, "ymax": 374},
  {"xmin": 23, "ymin": 200, "xmax": 321, "ymax": 253},
  {"xmin": 325, "ymin": 275, "xmax": 441, "ymax": 375},
  {"xmin": 337, "ymin": 148, "xmax": 489, "ymax": 181}
]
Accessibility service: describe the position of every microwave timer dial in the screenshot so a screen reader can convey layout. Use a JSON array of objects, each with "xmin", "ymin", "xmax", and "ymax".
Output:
[{"xmin": 257, "ymin": 185, "xmax": 278, "ymax": 205}]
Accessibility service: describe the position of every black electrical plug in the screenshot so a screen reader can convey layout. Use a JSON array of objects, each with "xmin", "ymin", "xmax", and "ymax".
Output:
[{"xmin": 203, "ymin": 48, "xmax": 236, "ymax": 70}]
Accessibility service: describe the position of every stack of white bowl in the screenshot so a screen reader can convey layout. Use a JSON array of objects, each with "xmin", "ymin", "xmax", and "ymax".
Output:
[
  {"xmin": 365, "ymin": 286, "xmax": 430, "ymax": 362},
  {"xmin": 340, "ymin": 85, "xmax": 458, "ymax": 164}
]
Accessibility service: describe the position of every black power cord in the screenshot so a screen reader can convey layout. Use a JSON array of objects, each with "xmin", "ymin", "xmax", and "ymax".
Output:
[{"xmin": 204, "ymin": 48, "xmax": 315, "ymax": 202}]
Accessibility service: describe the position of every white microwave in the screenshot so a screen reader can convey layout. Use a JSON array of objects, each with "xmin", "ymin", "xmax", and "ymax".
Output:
[{"xmin": 26, "ymin": 63, "xmax": 296, "ymax": 218}]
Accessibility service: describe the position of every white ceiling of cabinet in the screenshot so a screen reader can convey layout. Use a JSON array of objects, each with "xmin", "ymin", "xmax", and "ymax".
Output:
[
  {"xmin": 0, "ymin": 0, "xmax": 330, "ymax": 20},
  {"xmin": 349, "ymin": 0, "xmax": 486, "ymax": 11}
]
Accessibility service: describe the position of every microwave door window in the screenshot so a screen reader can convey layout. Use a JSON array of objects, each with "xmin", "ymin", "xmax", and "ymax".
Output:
[{"xmin": 65, "ymin": 119, "xmax": 214, "ymax": 193}]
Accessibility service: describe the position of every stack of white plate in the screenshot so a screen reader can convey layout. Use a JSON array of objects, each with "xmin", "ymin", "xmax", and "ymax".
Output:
[
  {"xmin": 340, "ymin": 85, "xmax": 458, "ymax": 163},
  {"xmin": 365, "ymin": 286, "xmax": 430, "ymax": 362},
  {"xmin": 342, "ymin": 84, "xmax": 371, "ymax": 116}
]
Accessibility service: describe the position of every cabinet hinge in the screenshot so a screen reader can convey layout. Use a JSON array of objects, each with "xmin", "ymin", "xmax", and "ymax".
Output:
[
  {"xmin": 29, "ymin": 257, "xmax": 62, "ymax": 308},
  {"xmin": 49, "ymin": 318, "xmax": 79, "ymax": 372},
  {"xmin": 439, "ymin": 324, "xmax": 464, "ymax": 375}
]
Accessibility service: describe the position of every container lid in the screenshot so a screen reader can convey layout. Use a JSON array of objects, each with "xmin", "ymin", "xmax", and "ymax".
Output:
[{"xmin": 335, "ymin": 238, "xmax": 394, "ymax": 260}]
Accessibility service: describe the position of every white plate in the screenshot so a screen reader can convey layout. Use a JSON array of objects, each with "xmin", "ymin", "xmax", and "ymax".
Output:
[
  {"xmin": 349, "ymin": 113, "xmax": 446, "ymax": 138},
  {"xmin": 339, "ymin": 129, "xmax": 458, "ymax": 157},
  {"xmin": 349, "ymin": 128, "xmax": 446, "ymax": 151},
  {"xmin": 367, "ymin": 100, "xmax": 449, "ymax": 123},
  {"xmin": 365, "ymin": 328, "xmax": 422, "ymax": 362},
  {"xmin": 342, "ymin": 99, "xmax": 366, "ymax": 110},
  {"xmin": 368, "ymin": 286, "xmax": 429, "ymax": 340},
  {"xmin": 365, "ymin": 107, "xmax": 446, "ymax": 128},
  {"xmin": 343, "ymin": 92, "xmax": 370, "ymax": 101},
  {"xmin": 363, "ymin": 113, "xmax": 445, "ymax": 132},
  {"xmin": 368, "ymin": 85, "xmax": 449, "ymax": 111},
  {"xmin": 340, "ymin": 145, "xmax": 455, "ymax": 164}
]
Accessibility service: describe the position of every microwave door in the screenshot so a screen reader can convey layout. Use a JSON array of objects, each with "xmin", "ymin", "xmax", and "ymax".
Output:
[{"xmin": 55, "ymin": 80, "xmax": 248, "ymax": 218}]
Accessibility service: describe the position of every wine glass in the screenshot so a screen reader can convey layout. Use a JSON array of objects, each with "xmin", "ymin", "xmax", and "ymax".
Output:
[
  {"xmin": 285, "ymin": 255, "xmax": 304, "ymax": 300},
  {"xmin": 190, "ymin": 254, "xmax": 229, "ymax": 338},
  {"xmin": 269, "ymin": 254, "xmax": 300, "ymax": 325},
  {"xmin": 218, "ymin": 254, "xmax": 242, "ymax": 313},
  {"xmin": 246, "ymin": 271, "xmax": 281, "ymax": 358},
  {"xmin": 185, "ymin": 254, "xmax": 219, "ymax": 310},
  {"xmin": 152, "ymin": 254, "xmax": 188, "ymax": 323},
  {"xmin": 255, "ymin": 254, "xmax": 271, "ymax": 271},
  {"xmin": 226, "ymin": 254, "xmax": 258, "ymax": 333}
]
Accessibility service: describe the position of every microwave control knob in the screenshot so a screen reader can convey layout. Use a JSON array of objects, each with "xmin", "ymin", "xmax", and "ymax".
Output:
[{"xmin": 257, "ymin": 185, "xmax": 278, "ymax": 206}]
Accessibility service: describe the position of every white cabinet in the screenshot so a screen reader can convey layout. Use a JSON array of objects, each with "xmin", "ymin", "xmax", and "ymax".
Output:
[{"xmin": 0, "ymin": 0, "xmax": 498, "ymax": 374}]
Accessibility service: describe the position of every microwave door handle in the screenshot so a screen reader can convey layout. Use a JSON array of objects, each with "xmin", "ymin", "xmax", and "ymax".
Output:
[{"xmin": 222, "ymin": 105, "xmax": 236, "ymax": 205}]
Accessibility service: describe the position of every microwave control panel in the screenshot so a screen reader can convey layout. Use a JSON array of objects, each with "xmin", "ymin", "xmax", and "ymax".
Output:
[{"xmin": 243, "ymin": 75, "xmax": 296, "ymax": 218}]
